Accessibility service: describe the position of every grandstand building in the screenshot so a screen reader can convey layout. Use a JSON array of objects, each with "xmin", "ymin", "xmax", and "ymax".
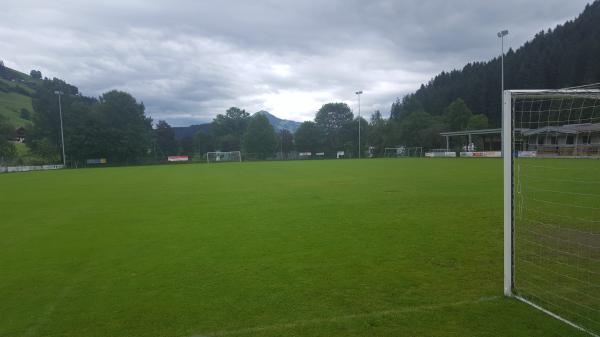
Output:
[
  {"xmin": 518, "ymin": 122, "xmax": 600, "ymax": 156},
  {"xmin": 439, "ymin": 128, "xmax": 503, "ymax": 152},
  {"xmin": 439, "ymin": 123, "xmax": 600, "ymax": 157}
]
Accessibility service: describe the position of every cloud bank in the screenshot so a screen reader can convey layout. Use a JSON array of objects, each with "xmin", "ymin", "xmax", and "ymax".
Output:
[{"xmin": 0, "ymin": 0, "xmax": 591, "ymax": 125}]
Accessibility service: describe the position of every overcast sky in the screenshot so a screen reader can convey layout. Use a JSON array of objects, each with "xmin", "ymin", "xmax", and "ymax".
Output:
[{"xmin": 0, "ymin": 0, "xmax": 592, "ymax": 126}]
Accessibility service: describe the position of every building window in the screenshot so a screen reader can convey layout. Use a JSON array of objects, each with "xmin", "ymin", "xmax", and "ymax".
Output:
[
  {"xmin": 566, "ymin": 135, "xmax": 575, "ymax": 145},
  {"xmin": 581, "ymin": 134, "xmax": 591, "ymax": 144}
]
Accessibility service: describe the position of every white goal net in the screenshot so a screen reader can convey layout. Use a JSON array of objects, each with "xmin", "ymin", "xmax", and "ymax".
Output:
[
  {"xmin": 384, "ymin": 147, "xmax": 423, "ymax": 157},
  {"xmin": 206, "ymin": 151, "xmax": 242, "ymax": 163},
  {"xmin": 504, "ymin": 89, "xmax": 600, "ymax": 336}
]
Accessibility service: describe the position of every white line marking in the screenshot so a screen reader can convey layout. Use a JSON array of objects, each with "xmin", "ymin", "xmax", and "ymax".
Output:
[
  {"xmin": 24, "ymin": 263, "xmax": 90, "ymax": 337},
  {"xmin": 192, "ymin": 296, "xmax": 500, "ymax": 337},
  {"xmin": 24, "ymin": 283, "xmax": 75, "ymax": 337},
  {"xmin": 514, "ymin": 296, "xmax": 599, "ymax": 337}
]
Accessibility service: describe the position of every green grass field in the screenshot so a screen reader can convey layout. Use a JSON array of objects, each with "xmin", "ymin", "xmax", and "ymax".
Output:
[
  {"xmin": 0, "ymin": 68, "xmax": 37, "ymax": 127},
  {"xmin": 0, "ymin": 159, "xmax": 588, "ymax": 337},
  {"xmin": 0, "ymin": 86, "xmax": 34, "ymax": 127}
]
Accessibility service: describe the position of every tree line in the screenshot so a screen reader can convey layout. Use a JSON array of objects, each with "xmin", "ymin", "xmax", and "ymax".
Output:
[
  {"xmin": 23, "ymin": 78, "xmax": 153, "ymax": 164},
  {"xmin": 151, "ymin": 98, "xmax": 483, "ymax": 159},
  {"xmin": 0, "ymin": 71, "xmax": 488, "ymax": 164}
]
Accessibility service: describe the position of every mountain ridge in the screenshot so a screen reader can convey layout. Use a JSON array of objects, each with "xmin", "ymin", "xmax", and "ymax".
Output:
[
  {"xmin": 253, "ymin": 110, "xmax": 301, "ymax": 133},
  {"xmin": 171, "ymin": 111, "xmax": 302, "ymax": 140}
]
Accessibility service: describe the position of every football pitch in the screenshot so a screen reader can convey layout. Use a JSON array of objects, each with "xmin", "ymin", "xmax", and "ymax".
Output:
[{"xmin": 0, "ymin": 159, "xmax": 587, "ymax": 337}]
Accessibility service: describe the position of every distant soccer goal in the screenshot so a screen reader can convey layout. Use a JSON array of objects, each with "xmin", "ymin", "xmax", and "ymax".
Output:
[
  {"xmin": 503, "ymin": 88, "xmax": 600, "ymax": 336},
  {"xmin": 206, "ymin": 151, "xmax": 242, "ymax": 163},
  {"xmin": 384, "ymin": 146, "xmax": 423, "ymax": 158}
]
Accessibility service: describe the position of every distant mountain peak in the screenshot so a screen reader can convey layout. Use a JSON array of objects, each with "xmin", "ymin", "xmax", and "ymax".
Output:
[
  {"xmin": 253, "ymin": 110, "xmax": 301, "ymax": 133},
  {"xmin": 172, "ymin": 110, "xmax": 302, "ymax": 140}
]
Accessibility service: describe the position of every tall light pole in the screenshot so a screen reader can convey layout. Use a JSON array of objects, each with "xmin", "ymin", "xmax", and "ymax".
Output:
[
  {"xmin": 280, "ymin": 130, "xmax": 283, "ymax": 160},
  {"xmin": 355, "ymin": 90, "xmax": 363, "ymax": 159},
  {"xmin": 497, "ymin": 30, "xmax": 508, "ymax": 141},
  {"xmin": 54, "ymin": 90, "xmax": 66, "ymax": 166}
]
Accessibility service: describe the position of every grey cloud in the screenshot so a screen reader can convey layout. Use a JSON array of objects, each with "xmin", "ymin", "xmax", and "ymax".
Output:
[{"xmin": 0, "ymin": 0, "xmax": 591, "ymax": 125}]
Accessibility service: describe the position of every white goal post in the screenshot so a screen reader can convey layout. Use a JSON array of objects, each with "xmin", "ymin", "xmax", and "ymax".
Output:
[
  {"xmin": 206, "ymin": 151, "xmax": 242, "ymax": 163},
  {"xmin": 503, "ymin": 89, "xmax": 600, "ymax": 336}
]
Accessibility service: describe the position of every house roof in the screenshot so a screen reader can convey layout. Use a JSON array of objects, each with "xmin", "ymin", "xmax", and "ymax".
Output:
[
  {"xmin": 439, "ymin": 123, "xmax": 600, "ymax": 138},
  {"xmin": 521, "ymin": 123, "xmax": 600, "ymax": 136},
  {"xmin": 439, "ymin": 128, "xmax": 530, "ymax": 137},
  {"xmin": 439, "ymin": 128, "xmax": 502, "ymax": 137}
]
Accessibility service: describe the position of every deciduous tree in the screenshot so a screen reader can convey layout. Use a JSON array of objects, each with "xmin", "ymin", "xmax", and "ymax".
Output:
[
  {"xmin": 277, "ymin": 129, "xmax": 294, "ymax": 155},
  {"xmin": 444, "ymin": 98, "xmax": 473, "ymax": 131},
  {"xmin": 0, "ymin": 115, "xmax": 16, "ymax": 159},
  {"xmin": 315, "ymin": 102, "xmax": 353, "ymax": 151},
  {"xmin": 243, "ymin": 114, "xmax": 276, "ymax": 159},
  {"xmin": 212, "ymin": 107, "xmax": 250, "ymax": 151},
  {"xmin": 294, "ymin": 121, "xmax": 323, "ymax": 153},
  {"xmin": 155, "ymin": 120, "xmax": 177, "ymax": 156}
]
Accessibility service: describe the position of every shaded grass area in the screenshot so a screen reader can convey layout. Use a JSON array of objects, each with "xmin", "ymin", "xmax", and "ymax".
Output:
[{"xmin": 0, "ymin": 159, "xmax": 587, "ymax": 336}]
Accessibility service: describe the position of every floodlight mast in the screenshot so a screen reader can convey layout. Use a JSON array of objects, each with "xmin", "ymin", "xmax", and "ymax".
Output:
[
  {"xmin": 355, "ymin": 90, "xmax": 363, "ymax": 159},
  {"xmin": 54, "ymin": 90, "xmax": 66, "ymax": 166},
  {"xmin": 497, "ymin": 30, "xmax": 509, "ymax": 146}
]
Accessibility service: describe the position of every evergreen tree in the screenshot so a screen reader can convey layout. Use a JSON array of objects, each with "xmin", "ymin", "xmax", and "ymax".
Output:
[
  {"xmin": 368, "ymin": 110, "xmax": 387, "ymax": 155},
  {"xmin": 390, "ymin": 98, "xmax": 402, "ymax": 120}
]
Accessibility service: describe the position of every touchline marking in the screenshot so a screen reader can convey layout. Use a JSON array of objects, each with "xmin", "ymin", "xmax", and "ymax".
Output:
[
  {"xmin": 191, "ymin": 296, "xmax": 500, "ymax": 337},
  {"xmin": 24, "ymin": 282, "xmax": 75, "ymax": 337},
  {"xmin": 23, "ymin": 261, "xmax": 92, "ymax": 337}
]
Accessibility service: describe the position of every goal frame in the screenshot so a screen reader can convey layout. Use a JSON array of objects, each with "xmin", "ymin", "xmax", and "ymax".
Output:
[
  {"xmin": 502, "ymin": 89, "xmax": 600, "ymax": 336},
  {"xmin": 384, "ymin": 147, "xmax": 424, "ymax": 158},
  {"xmin": 205, "ymin": 151, "xmax": 242, "ymax": 163}
]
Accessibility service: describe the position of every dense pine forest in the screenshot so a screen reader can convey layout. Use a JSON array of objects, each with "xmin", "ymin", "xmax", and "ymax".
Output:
[{"xmin": 393, "ymin": 1, "xmax": 600, "ymax": 127}]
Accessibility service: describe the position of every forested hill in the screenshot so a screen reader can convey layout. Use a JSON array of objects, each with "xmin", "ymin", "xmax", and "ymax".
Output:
[
  {"xmin": 0, "ymin": 64, "xmax": 39, "ymax": 128},
  {"xmin": 395, "ymin": 1, "xmax": 600, "ymax": 127}
]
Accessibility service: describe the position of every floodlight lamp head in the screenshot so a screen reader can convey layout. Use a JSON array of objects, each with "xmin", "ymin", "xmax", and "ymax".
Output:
[
  {"xmin": 355, "ymin": 91, "xmax": 363, "ymax": 95},
  {"xmin": 54, "ymin": 90, "xmax": 63, "ymax": 95},
  {"xmin": 497, "ymin": 30, "xmax": 508, "ymax": 38}
]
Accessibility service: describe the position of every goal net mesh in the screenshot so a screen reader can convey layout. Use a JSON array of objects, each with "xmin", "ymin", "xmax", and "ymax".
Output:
[
  {"xmin": 384, "ymin": 147, "xmax": 423, "ymax": 157},
  {"xmin": 206, "ymin": 151, "xmax": 241, "ymax": 163},
  {"xmin": 511, "ymin": 89, "xmax": 600, "ymax": 335}
]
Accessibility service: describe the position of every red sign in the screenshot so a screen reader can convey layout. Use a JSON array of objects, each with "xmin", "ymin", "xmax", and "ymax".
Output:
[{"xmin": 167, "ymin": 156, "xmax": 189, "ymax": 162}]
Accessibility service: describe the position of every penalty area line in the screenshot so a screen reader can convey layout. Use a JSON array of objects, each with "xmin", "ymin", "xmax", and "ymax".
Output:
[{"xmin": 192, "ymin": 296, "xmax": 500, "ymax": 337}]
